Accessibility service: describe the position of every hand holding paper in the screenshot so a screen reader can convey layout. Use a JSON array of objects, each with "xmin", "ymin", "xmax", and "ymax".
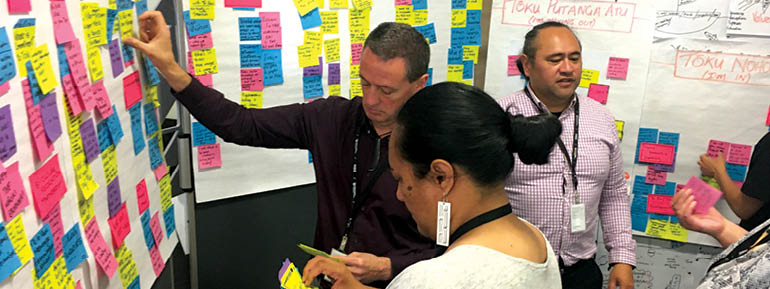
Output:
[
  {"xmin": 698, "ymin": 152, "xmax": 726, "ymax": 178},
  {"xmin": 671, "ymin": 188, "xmax": 726, "ymax": 237}
]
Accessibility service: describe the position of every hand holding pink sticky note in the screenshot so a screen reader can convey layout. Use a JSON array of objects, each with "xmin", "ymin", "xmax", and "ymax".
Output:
[{"xmin": 683, "ymin": 176, "xmax": 723, "ymax": 214}]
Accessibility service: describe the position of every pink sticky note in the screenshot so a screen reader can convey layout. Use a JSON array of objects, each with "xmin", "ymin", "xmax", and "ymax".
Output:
[
  {"xmin": 684, "ymin": 176, "xmax": 723, "ymax": 214},
  {"xmin": 64, "ymin": 41, "xmax": 91, "ymax": 91},
  {"xmin": 734, "ymin": 180, "xmax": 744, "ymax": 189},
  {"xmin": 225, "ymin": 0, "xmax": 262, "ymax": 8},
  {"xmin": 75, "ymin": 281, "xmax": 82, "ymax": 289},
  {"xmin": 91, "ymin": 81, "xmax": 114, "ymax": 119},
  {"xmin": 727, "ymin": 143, "xmax": 752, "ymax": 166},
  {"xmin": 61, "ymin": 74, "xmax": 84, "ymax": 115},
  {"xmin": 196, "ymin": 74, "xmax": 213, "ymax": 88},
  {"xmin": 75, "ymin": 81, "xmax": 97, "ymax": 113},
  {"xmin": 28, "ymin": 154, "xmax": 67, "ymax": 218},
  {"xmin": 0, "ymin": 162, "xmax": 30, "ymax": 221},
  {"xmin": 765, "ymin": 105, "xmax": 770, "ymax": 126},
  {"xmin": 198, "ymin": 143, "xmax": 222, "ymax": 169},
  {"xmin": 646, "ymin": 194, "xmax": 674, "ymax": 215},
  {"xmin": 639, "ymin": 143, "xmax": 676, "ymax": 165},
  {"xmin": 42, "ymin": 204, "xmax": 64, "ymax": 257},
  {"xmin": 0, "ymin": 82, "xmax": 9, "ymax": 96},
  {"xmin": 188, "ymin": 32, "xmax": 214, "ymax": 51},
  {"xmin": 149, "ymin": 245, "xmax": 165, "ymax": 276},
  {"xmin": 22, "ymin": 80, "xmax": 54, "ymax": 162},
  {"xmin": 150, "ymin": 212, "xmax": 164, "ymax": 245},
  {"xmin": 153, "ymin": 163, "xmax": 168, "ymax": 181},
  {"xmin": 260, "ymin": 12, "xmax": 282, "ymax": 49},
  {"xmin": 645, "ymin": 166, "xmax": 667, "ymax": 185},
  {"xmin": 84, "ymin": 218, "xmax": 118, "ymax": 278},
  {"xmin": 707, "ymin": 139, "xmax": 730, "ymax": 158},
  {"xmin": 240, "ymin": 68, "xmax": 264, "ymax": 91},
  {"xmin": 51, "ymin": 1, "xmax": 77, "ymax": 44},
  {"xmin": 607, "ymin": 57, "xmax": 629, "ymax": 80},
  {"xmin": 8, "ymin": 0, "xmax": 31, "ymax": 13},
  {"xmin": 351, "ymin": 43, "xmax": 363, "ymax": 65},
  {"xmin": 507, "ymin": 55, "xmax": 521, "ymax": 76},
  {"xmin": 395, "ymin": 0, "xmax": 411, "ymax": 5},
  {"xmin": 107, "ymin": 203, "xmax": 131, "ymax": 249},
  {"xmin": 136, "ymin": 179, "xmax": 149, "ymax": 214},
  {"xmin": 123, "ymin": 72, "xmax": 142, "ymax": 109},
  {"xmin": 587, "ymin": 83, "xmax": 609, "ymax": 104}
]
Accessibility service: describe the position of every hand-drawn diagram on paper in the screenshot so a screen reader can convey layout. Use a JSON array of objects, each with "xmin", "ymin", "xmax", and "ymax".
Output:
[
  {"xmin": 727, "ymin": 0, "xmax": 770, "ymax": 36},
  {"xmin": 654, "ymin": 0, "xmax": 730, "ymax": 40}
]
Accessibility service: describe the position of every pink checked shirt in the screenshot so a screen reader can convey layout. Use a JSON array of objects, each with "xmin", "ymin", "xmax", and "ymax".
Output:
[{"xmin": 497, "ymin": 86, "xmax": 636, "ymax": 267}]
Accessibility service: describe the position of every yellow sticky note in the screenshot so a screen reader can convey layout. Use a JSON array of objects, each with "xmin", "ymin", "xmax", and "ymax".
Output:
[
  {"xmin": 395, "ymin": 5, "xmax": 413, "ymax": 25},
  {"xmin": 31, "ymin": 44, "xmax": 59, "ymax": 95},
  {"xmin": 190, "ymin": 0, "xmax": 215, "ymax": 19},
  {"xmin": 191, "ymin": 48, "xmax": 218, "ymax": 75},
  {"xmin": 462, "ymin": 45, "xmax": 479, "ymax": 64},
  {"xmin": 329, "ymin": 0, "xmax": 347, "ymax": 8},
  {"xmin": 101, "ymin": 145, "xmax": 118, "ymax": 183},
  {"xmin": 304, "ymin": 31, "xmax": 323, "ymax": 55},
  {"xmin": 350, "ymin": 79, "xmax": 362, "ymax": 98},
  {"xmin": 73, "ymin": 155, "xmax": 99, "ymax": 200},
  {"xmin": 702, "ymin": 176, "xmax": 721, "ymax": 190},
  {"xmin": 7, "ymin": 215, "xmax": 33, "ymax": 267},
  {"xmin": 81, "ymin": 5, "xmax": 107, "ymax": 48},
  {"xmin": 118, "ymin": 9, "xmax": 134, "ymax": 39},
  {"xmin": 324, "ymin": 38, "xmax": 340, "ymax": 62},
  {"xmin": 320, "ymin": 11, "xmax": 339, "ymax": 34},
  {"xmin": 317, "ymin": 0, "xmax": 325, "ymax": 8},
  {"xmin": 160, "ymin": 174, "xmax": 173, "ymax": 211},
  {"xmin": 348, "ymin": 8, "xmax": 370, "ymax": 43},
  {"xmin": 145, "ymin": 84, "xmax": 160, "ymax": 107},
  {"xmin": 644, "ymin": 218, "xmax": 668, "ymax": 238},
  {"xmin": 297, "ymin": 44, "xmax": 320, "ymax": 68},
  {"xmin": 293, "ymin": 0, "xmax": 318, "ymax": 16},
  {"xmin": 86, "ymin": 46, "xmax": 104, "ymax": 83},
  {"xmin": 240, "ymin": 91, "xmax": 263, "ymax": 109},
  {"xmin": 413, "ymin": 9, "xmax": 428, "ymax": 25},
  {"xmin": 77, "ymin": 192, "xmax": 94, "ymax": 225},
  {"xmin": 280, "ymin": 262, "xmax": 318, "ymax": 289},
  {"xmin": 13, "ymin": 26, "xmax": 35, "ymax": 77},
  {"xmin": 116, "ymin": 244, "xmax": 139, "ymax": 288},
  {"xmin": 615, "ymin": 120, "xmax": 624, "ymax": 141},
  {"xmin": 65, "ymin": 100, "xmax": 84, "ymax": 157},
  {"xmin": 462, "ymin": 79, "xmax": 473, "ymax": 86},
  {"xmin": 349, "ymin": 64, "xmax": 360, "ymax": 79},
  {"xmin": 579, "ymin": 69, "xmax": 600, "ymax": 88},
  {"xmin": 447, "ymin": 64, "xmax": 463, "ymax": 82},
  {"xmin": 665, "ymin": 222, "xmax": 689, "ymax": 242},
  {"xmin": 351, "ymin": 0, "xmax": 371, "ymax": 9},
  {"xmin": 467, "ymin": 0, "xmax": 483, "ymax": 10},
  {"xmin": 93, "ymin": 8, "xmax": 108, "ymax": 46},
  {"xmin": 451, "ymin": 9, "xmax": 467, "ymax": 28},
  {"xmin": 328, "ymin": 84, "xmax": 340, "ymax": 96},
  {"xmin": 109, "ymin": 0, "xmax": 116, "ymax": 9}
]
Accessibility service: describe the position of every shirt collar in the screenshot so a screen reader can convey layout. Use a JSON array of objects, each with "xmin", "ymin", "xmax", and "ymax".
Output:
[{"xmin": 525, "ymin": 84, "xmax": 578, "ymax": 114}]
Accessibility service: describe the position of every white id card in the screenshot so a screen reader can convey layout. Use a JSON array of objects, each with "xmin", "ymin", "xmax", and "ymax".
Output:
[{"xmin": 570, "ymin": 203, "xmax": 586, "ymax": 233}]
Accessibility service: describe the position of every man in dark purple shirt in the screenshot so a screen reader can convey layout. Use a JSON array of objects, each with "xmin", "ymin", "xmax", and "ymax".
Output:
[{"xmin": 124, "ymin": 11, "xmax": 437, "ymax": 287}]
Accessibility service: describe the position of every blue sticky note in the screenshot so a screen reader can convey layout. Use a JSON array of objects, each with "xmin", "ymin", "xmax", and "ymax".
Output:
[
  {"xmin": 726, "ymin": 163, "xmax": 748, "ymax": 181},
  {"xmin": 148, "ymin": 136, "xmax": 162, "ymax": 169},
  {"xmin": 128, "ymin": 276, "xmax": 140, "ymax": 289},
  {"xmin": 426, "ymin": 68, "xmax": 433, "ymax": 86},
  {"xmin": 649, "ymin": 214, "xmax": 670, "ymax": 221},
  {"xmin": 0, "ymin": 27, "xmax": 15, "ymax": 84},
  {"xmin": 635, "ymin": 128, "xmax": 659, "ymax": 164},
  {"xmin": 164, "ymin": 205, "xmax": 176, "ymax": 237},
  {"xmin": 308, "ymin": 151, "xmax": 313, "ymax": 163},
  {"xmin": 62, "ymin": 224, "xmax": 88, "ymax": 273},
  {"xmin": 299, "ymin": 8, "xmax": 322, "ymax": 30},
  {"xmin": 450, "ymin": 27, "xmax": 467, "ymax": 47},
  {"xmin": 30, "ymin": 224, "xmax": 55, "ymax": 278},
  {"xmin": 239, "ymin": 44, "xmax": 262, "ymax": 68},
  {"xmin": 670, "ymin": 216, "xmax": 679, "ymax": 223},
  {"xmin": 143, "ymin": 56, "xmax": 160, "ymax": 86},
  {"xmin": 233, "ymin": 7, "xmax": 255, "ymax": 11},
  {"xmin": 451, "ymin": 0, "xmax": 465, "ymax": 9},
  {"xmin": 462, "ymin": 60, "xmax": 474, "ymax": 79},
  {"xmin": 192, "ymin": 122, "xmax": 216, "ymax": 146},
  {"xmin": 239, "ymin": 17, "xmax": 261, "ymax": 41},
  {"xmin": 262, "ymin": 49, "xmax": 284, "ymax": 86},
  {"xmin": 630, "ymin": 194, "xmax": 649, "ymax": 231},
  {"xmin": 141, "ymin": 210, "xmax": 155, "ymax": 250},
  {"xmin": 143, "ymin": 102, "xmax": 159, "ymax": 137},
  {"xmin": 97, "ymin": 120, "xmax": 113, "ymax": 152},
  {"xmin": 632, "ymin": 175, "xmax": 653, "ymax": 195},
  {"xmin": 26, "ymin": 61, "xmax": 45, "ymax": 105},
  {"xmin": 0, "ymin": 224, "xmax": 21, "ymax": 282},
  {"xmin": 13, "ymin": 18, "xmax": 35, "ymax": 28},
  {"xmin": 117, "ymin": 0, "xmax": 133, "ymax": 10},
  {"xmin": 654, "ymin": 181, "xmax": 676, "ymax": 196},
  {"xmin": 107, "ymin": 105, "xmax": 124, "ymax": 144},
  {"xmin": 303, "ymin": 75, "xmax": 323, "ymax": 99},
  {"xmin": 465, "ymin": 24, "xmax": 482, "ymax": 46},
  {"xmin": 121, "ymin": 39, "xmax": 135, "ymax": 63},
  {"xmin": 106, "ymin": 9, "xmax": 118, "ymax": 41},
  {"xmin": 412, "ymin": 0, "xmax": 427, "ymax": 10},
  {"xmin": 183, "ymin": 11, "xmax": 211, "ymax": 37},
  {"xmin": 467, "ymin": 10, "xmax": 481, "ymax": 26},
  {"xmin": 414, "ymin": 23, "xmax": 437, "ymax": 44},
  {"xmin": 135, "ymin": 0, "xmax": 148, "ymax": 17},
  {"xmin": 56, "ymin": 44, "xmax": 69, "ymax": 78},
  {"xmin": 447, "ymin": 47, "xmax": 463, "ymax": 65},
  {"xmin": 658, "ymin": 132, "xmax": 680, "ymax": 151},
  {"xmin": 128, "ymin": 103, "xmax": 145, "ymax": 155}
]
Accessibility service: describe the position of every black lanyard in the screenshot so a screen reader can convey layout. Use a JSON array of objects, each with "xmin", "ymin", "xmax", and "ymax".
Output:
[
  {"xmin": 339, "ymin": 118, "xmax": 388, "ymax": 251},
  {"xmin": 524, "ymin": 88, "xmax": 579, "ymax": 192},
  {"xmin": 435, "ymin": 204, "xmax": 512, "ymax": 256},
  {"xmin": 708, "ymin": 224, "xmax": 770, "ymax": 272}
]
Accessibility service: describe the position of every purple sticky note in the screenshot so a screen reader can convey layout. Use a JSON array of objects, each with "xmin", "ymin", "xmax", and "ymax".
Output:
[
  {"xmin": 328, "ymin": 63, "xmax": 340, "ymax": 85},
  {"xmin": 39, "ymin": 94, "xmax": 62, "ymax": 143},
  {"xmin": 107, "ymin": 177, "xmax": 122, "ymax": 218},
  {"xmin": 108, "ymin": 39, "xmax": 124, "ymax": 78},
  {"xmin": 684, "ymin": 176, "xmax": 723, "ymax": 214},
  {"xmin": 0, "ymin": 105, "xmax": 17, "ymax": 162},
  {"xmin": 79, "ymin": 119, "xmax": 100, "ymax": 163},
  {"xmin": 303, "ymin": 57, "xmax": 323, "ymax": 77}
]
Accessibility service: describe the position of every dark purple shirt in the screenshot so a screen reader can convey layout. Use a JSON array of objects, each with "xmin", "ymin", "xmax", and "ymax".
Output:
[{"xmin": 174, "ymin": 78, "xmax": 436, "ymax": 286}]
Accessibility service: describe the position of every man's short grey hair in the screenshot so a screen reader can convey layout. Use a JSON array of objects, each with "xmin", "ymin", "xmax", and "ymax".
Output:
[{"xmin": 363, "ymin": 22, "xmax": 430, "ymax": 82}]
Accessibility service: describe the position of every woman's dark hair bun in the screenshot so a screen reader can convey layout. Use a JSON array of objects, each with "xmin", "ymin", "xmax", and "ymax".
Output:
[{"xmin": 507, "ymin": 113, "xmax": 562, "ymax": 165}]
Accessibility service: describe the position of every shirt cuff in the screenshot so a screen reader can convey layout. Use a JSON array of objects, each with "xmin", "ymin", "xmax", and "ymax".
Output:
[{"xmin": 608, "ymin": 248, "xmax": 637, "ymax": 268}]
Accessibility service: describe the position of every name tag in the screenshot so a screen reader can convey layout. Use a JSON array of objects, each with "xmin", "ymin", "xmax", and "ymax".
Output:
[{"xmin": 570, "ymin": 203, "xmax": 586, "ymax": 233}]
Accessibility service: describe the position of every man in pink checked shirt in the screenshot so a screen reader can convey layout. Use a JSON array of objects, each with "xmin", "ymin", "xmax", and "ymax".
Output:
[{"xmin": 497, "ymin": 22, "xmax": 636, "ymax": 289}]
